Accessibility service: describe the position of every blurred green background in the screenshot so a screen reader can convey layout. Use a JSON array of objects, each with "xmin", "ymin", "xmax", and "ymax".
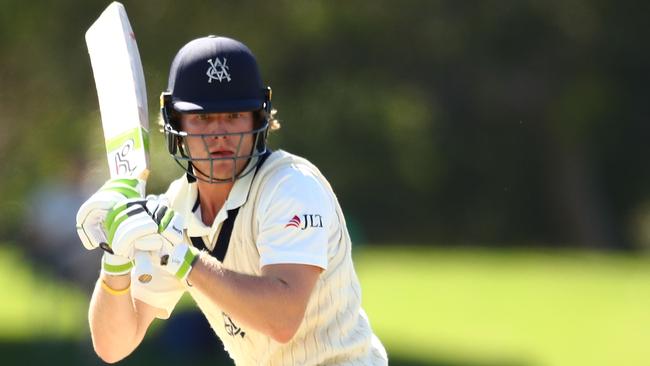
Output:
[{"xmin": 1, "ymin": 0, "xmax": 649, "ymax": 365}]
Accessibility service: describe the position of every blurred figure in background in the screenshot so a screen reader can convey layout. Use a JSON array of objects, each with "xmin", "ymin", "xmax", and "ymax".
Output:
[{"xmin": 24, "ymin": 158, "xmax": 102, "ymax": 289}]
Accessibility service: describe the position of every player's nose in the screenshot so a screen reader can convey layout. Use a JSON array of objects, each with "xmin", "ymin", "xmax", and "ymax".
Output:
[{"xmin": 206, "ymin": 118, "xmax": 229, "ymax": 136}]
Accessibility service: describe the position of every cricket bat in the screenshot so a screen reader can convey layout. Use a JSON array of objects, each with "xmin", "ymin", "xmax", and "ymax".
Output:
[{"xmin": 85, "ymin": 2, "xmax": 153, "ymax": 283}]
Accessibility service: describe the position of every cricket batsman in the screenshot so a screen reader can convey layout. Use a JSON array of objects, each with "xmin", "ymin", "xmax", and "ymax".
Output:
[{"xmin": 76, "ymin": 35, "xmax": 388, "ymax": 365}]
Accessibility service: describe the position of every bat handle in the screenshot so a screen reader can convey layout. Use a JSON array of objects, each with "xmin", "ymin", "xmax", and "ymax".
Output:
[{"xmin": 134, "ymin": 251, "xmax": 153, "ymax": 283}]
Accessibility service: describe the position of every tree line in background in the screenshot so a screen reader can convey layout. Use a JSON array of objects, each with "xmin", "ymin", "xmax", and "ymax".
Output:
[{"xmin": 1, "ymin": 0, "xmax": 649, "ymax": 250}]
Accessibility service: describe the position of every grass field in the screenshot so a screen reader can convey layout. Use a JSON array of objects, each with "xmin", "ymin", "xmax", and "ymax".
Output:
[
  {"xmin": 0, "ymin": 245, "xmax": 88, "ymax": 341},
  {"xmin": 2, "ymin": 243, "xmax": 650, "ymax": 365},
  {"xmin": 357, "ymin": 246, "xmax": 650, "ymax": 366}
]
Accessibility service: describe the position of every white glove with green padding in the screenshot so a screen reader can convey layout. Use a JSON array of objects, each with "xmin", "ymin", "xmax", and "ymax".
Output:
[
  {"xmin": 76, "ymin": 178, "xmax": 144, "ymax": 275},
  {"xmin": 140, "ymin": 196, "xmax": 200, "ymax": 282},
  {"xmin": 103, "ymin": 198, "xmax": 161, "ymax": 258},
  {"xmin": 101, "ymin": 195, "xmax": 199, "ymax": 282}
]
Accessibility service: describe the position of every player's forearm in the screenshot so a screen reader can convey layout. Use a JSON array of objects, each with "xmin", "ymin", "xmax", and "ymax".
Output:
[
  {"xmin": 188, "ymin": 253, "xmax": 307, "ymax": 343},
  {"xmin": 88, "ymin": 275, "xmax": 143, "ymax": 363}
]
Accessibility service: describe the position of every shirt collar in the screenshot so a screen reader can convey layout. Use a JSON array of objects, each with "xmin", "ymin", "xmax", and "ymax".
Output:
[{"xmin": 226, "ymin": 156, "xmax": 258, "ymax": 211}]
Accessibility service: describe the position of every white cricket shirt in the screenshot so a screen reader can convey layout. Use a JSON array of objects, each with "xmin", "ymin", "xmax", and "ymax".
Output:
[{"xmin": 131, "ymin": 150, "xmax": 387, "ymax": 365}]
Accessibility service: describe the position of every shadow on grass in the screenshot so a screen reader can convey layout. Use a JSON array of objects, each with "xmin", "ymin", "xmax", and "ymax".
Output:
[{"xmin": 0, "ymin": 339, "xmax": 531, "ymax": 366}]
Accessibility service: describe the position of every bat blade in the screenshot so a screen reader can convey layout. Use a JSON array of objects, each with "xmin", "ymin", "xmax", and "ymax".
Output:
[
  {"xmin": 86, "ymin": 1, "xmax": 153, "ymax": 283},
  {"xmin": 86, "ymin": 1, "xmax": 149, "ymax": 179}
]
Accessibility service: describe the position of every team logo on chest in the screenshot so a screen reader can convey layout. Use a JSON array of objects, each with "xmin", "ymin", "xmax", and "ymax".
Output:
[
  {"xmin": 222, "ymin": 312, "xmax": 245, "ymax": 338},
  {"xmin": 206, "ymin": 57, "xmax": 231, "ymax": 83},
  {"xmin": 284, "ymin": 214, "xmax": 323, "ymax": 230}
]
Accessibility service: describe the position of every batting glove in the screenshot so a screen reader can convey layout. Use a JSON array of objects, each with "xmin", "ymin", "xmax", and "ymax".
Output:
[
  {"xmin": 76, "ymin": 178, "xmax": 145, "ymax": 274},
  {"xmin": 103, "ymin": 198, "xmax": 162, "ymax": 260},
  {"xmin": 145, "ymin": 197, "xmax": 199, "ymax": 282}
]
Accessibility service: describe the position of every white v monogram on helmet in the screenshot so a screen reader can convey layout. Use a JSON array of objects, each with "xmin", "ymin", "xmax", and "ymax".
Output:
[{"xmin": 206, "ymin": 57, "xmax": 231, "ymax": 83}]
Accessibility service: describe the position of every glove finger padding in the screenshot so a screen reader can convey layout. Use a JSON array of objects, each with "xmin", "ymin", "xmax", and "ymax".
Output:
[
  {"xmin": 143, "ymin": 197, "xmax": 197, "ymax": 281},
  {"xmin": 105, "ymin": 199, "xmax": 159, "ymax": 259},
  {"xmin": 76, "ymin": 178, "xmax": 146, "ymax": 251},
  {"xmin": 134, "ymin": 234, "xmax": 166, "ymax": 252},
  {"xmin": 119, "ymin": 194, "xmax": 198, "ymax": 281},
  {"xmin": 100, "ymin": 178, "xmax": 146, "ymax": 198},
  {"xmin": 159, "ymin": 209, "xmax": 185, "ymax": 245},
  {"xmin": 76, "ymin": 190, "xmax": 123, "ymax": 250},
  {"xmin": 142, "ymin": 195, "xmax": 185, "ymax": 246}
]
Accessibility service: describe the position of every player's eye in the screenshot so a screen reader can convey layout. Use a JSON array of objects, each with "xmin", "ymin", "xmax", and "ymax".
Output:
[
  {"xmin": 198, "ymin": 114, "xmax": 210, "ymax": 121},
  {"xmin": 228, "ymin": 112, "xmax": 241, "ymax": 120}
]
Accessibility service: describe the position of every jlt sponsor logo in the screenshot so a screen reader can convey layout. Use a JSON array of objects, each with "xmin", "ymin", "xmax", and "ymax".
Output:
[{"xmin": 285, "ymin": 214, "xmax": 323, "ymax": 230}]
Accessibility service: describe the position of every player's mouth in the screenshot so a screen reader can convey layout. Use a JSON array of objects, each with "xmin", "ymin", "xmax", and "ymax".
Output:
[{"xmin": 210, "ymin": 149, "xmax": 235, "ymax": 158}]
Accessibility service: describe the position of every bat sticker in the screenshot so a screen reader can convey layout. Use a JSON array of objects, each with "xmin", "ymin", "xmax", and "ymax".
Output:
[{"xmin": 113, "ymin": 139, "xmax": 137, "ymax": 175}]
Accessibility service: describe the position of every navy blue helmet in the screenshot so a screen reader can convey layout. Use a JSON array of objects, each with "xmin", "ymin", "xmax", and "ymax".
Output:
[{"xmin": 161, "ymin": 35, "xmax": 272, "ymax": 183}]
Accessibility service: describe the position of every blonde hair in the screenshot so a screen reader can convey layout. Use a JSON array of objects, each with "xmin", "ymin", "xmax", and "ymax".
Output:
[{"xmin": 267, "ymin": 108, "xmax": 281, "ymax": 131}]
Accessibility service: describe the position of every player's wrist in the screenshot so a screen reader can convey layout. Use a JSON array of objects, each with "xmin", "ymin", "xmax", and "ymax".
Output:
[
  {"xmin": 100, "ymin": 271, "xmax": 131, "ymax": 293},
  {"xmin": 100, "ymin": 279, "xmax": 131, "ymax": 296}
]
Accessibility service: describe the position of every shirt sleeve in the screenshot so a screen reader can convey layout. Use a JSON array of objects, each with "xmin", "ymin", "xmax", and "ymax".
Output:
[
  {"xmin": 131, "ymin": 262, "xmax": 186, "ymax": 319},
  {"xmin": 256, "ymin": 165, "xmax": 333, "ymax": 270}
]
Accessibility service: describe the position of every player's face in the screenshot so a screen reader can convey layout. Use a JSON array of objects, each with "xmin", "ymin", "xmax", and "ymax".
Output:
[{"xmin": 180, "ymin": 111, "xmax": 255, "ymax": 181}]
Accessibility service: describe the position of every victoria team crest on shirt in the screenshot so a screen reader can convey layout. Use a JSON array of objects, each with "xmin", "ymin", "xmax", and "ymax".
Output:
[{"xmin": 223, "ymin": 312, "xmax": 245, "ymax": 338}]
